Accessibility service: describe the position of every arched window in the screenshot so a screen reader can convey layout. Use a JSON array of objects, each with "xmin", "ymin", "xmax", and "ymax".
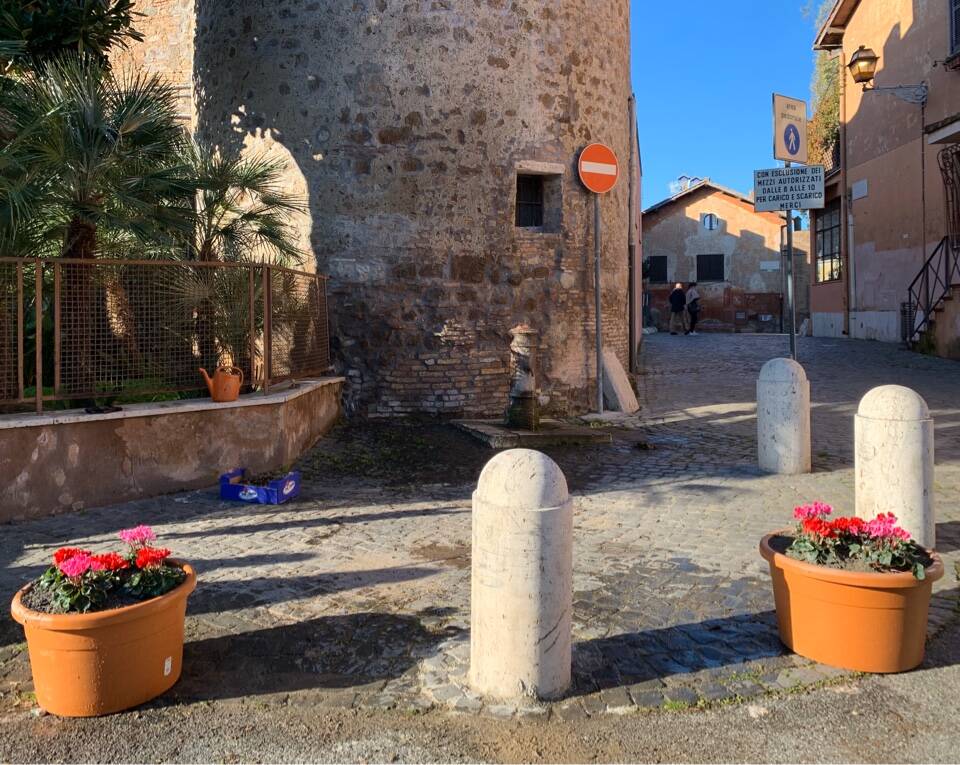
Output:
[{"xmin": 702, "ymin": 213, "xmax": 719, "ymax": 231}]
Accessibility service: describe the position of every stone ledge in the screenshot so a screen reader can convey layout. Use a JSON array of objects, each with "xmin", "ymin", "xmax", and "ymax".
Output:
[
  {"xmin": 0, "ymin": 377, "xmax": 345, "ymax": 430},
  {"xmin": 454, "ymin": 419, "xmax": 613, "ymax": 449},
  {"xmin": 0, "ymin": 377, "xmax": 344, "ymax": 521}
]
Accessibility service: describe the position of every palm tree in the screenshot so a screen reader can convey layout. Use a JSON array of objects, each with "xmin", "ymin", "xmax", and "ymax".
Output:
[
  {"xmin": 179, "ymin": 142, "xmax": 307, "ymax": 377},
  {"xmin": 0, "ymin": 55, "xmax": 193, "ymax": 258},
  {"xmin": 0, "ymin": 55, "xmax": 193, "ymax": 396},
  {"xmin": 184, "ymin": 141, "xmax": 306, "ymax": 266}
]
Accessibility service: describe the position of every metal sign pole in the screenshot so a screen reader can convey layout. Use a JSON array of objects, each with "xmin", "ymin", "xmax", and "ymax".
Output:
[
  {"xmin": 594, "ymin": 193, "xmax": 604, "ymax": 414},
  {"xmin": 785, "ymin": 161, "xmax": 797, "ymax": 361}
]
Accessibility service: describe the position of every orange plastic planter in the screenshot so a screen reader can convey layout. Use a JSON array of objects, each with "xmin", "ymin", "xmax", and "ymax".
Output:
[
  {"xmin": 10, "ymin": 562, "xmax": 196, "ymax": 717},
  {"xmin": 759, "ymin": 535, "xmax": 942, "ymax": 673}
]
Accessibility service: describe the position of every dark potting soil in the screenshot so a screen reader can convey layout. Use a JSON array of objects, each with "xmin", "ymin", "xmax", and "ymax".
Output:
[
  {"xmin": 770, "ymin": 533, "xmax": 935, "ymax": 575},
  {"xmin": 19, "ymin": 581, "xmax": 143, "ymax": 615},
  {"xmin": 19, "ymin": 562, "xmax": 187, "ymax": 616}
]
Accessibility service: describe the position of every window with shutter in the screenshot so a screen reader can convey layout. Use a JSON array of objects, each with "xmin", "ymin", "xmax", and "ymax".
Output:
[
  {"xmin": 646, "ymin": 256, "xmax": 668, "ymax": 283},
  {"xmin": 696, "ymin": 253, "xmax": 725, "ymax": 282}
]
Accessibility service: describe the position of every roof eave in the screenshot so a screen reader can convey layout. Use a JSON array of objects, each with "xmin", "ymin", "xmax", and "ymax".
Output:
[
  {"xmin": 813, "ymin": 0, "xmax": 861, "ymax": 51},
  {"xmin": 642, "ymin": 180, "xmax": 756, "ymax": 216}
]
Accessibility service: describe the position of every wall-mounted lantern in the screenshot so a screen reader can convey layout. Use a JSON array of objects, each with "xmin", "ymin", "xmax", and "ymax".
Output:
[{"xmin": 847, "ymin": 45, "xmax": 928, "ymax": 106}]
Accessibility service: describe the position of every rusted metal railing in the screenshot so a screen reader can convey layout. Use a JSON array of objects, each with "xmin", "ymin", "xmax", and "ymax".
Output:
[{"xmin": 0, "ymin": 257, "xmax": 331, "ymax": 413}]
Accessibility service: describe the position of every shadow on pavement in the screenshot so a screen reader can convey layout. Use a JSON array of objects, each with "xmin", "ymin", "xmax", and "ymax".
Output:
[
  {"xmin": 161, "ymin": 504, "xmax": 469, "ymax": 542},
  {"xmin": 186, "ymin": 565, "xmax": 439, "ymax": 615},
  {"xmin": 169, "ymin": 611, "xmax": 457, "ymax": 703},
  {"xmin": 571, "ymin": 610, "xmax": 785, "ymax": 694},
  {"xmin": 935, "ymin": 521, "xmax": 960, "ymax": 553}
]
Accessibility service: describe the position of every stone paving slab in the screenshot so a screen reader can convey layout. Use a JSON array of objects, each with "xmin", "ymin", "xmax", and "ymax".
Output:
[{"xmin": 1, "ymin": 335, "xmax": 958, "ymax": 720}]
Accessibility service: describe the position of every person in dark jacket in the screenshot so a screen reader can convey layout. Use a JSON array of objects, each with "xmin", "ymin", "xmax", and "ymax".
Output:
[{"xmin": 668, "ymin": 282, "xmax": 687, "ymax": 335}]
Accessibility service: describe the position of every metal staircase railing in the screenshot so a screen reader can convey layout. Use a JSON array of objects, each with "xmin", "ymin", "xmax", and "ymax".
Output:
[{"xmin": 902, "ymin": 234, "xmax": 960, "ymax": 345}]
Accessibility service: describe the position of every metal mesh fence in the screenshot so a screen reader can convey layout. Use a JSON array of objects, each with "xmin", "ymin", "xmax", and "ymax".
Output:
[
  {"xmin": 268, "ymin": 267, "xmax": 330, "ymax": 384},
  {"xmin": 0, "ymin": 261, "xmax": 20, "ymax": 403},
  {"xmin": 0, "ymin": 258, "xmax": 331, "ymax": 410}
]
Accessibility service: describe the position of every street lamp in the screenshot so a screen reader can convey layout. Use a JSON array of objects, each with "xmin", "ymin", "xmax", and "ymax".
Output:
[{"xmin": 847, "ymin": 45, "xmax": 928, "ymax": 105}]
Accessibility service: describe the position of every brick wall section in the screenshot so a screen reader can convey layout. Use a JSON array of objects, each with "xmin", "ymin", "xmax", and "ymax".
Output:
[{"xmin": 120, "ymin": 1, "xmax": 633, "ymax": 417}]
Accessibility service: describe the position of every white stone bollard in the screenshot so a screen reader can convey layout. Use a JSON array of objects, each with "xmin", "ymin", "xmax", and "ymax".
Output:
[
  {"xmin": 469, "ymin": 449, "xmax": 572, "ymax": 700},
  {"xmin": 756, "ymin": 358, "xmax": 811, "ymax": 475},
  {"xmin": 855, "ymin": 385, "xmax": 935, "ymax": 549}
]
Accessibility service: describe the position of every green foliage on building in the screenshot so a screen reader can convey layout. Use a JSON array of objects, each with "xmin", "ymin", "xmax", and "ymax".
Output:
[
  {"xmin": 808, "ymin": 0, "xmax": 841, "ymax": 168},
  {"xmin": 0, "ymin": 0, "xmax": 142, "ymax": 71}
]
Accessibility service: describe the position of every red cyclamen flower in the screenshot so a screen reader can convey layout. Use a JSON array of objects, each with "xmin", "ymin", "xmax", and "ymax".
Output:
[
  {"xmin": 831, "ymin": 516, "xmax": 866, "ymax": 535},
  {"xmin": 135, "ymin": 547, "xmax": 171, "ymax": 569},
  {"xmin": 92, "ymin": 552, "xmax": 130, "ymax": 571},
  {"xmin": 802, "ymin": 517, "xmax": 836, "ymax": 539},
  {"xmin": 53, "ymin": 547, "xmax": 91, "ymax": 566}
]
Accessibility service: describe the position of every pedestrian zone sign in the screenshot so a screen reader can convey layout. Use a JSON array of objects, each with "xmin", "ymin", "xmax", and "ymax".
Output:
[
  {"xmin": 754, "ymin": 166, "xmax": 825, "ymax": 212},
  {"xmin": 773, "ymin": 94, "xmax": 808, "ymax": 164}
]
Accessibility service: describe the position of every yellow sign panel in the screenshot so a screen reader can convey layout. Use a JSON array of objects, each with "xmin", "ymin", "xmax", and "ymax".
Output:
[{"xmin": 773, "ymin": 93, "xmax": 808, "ymax": 165}]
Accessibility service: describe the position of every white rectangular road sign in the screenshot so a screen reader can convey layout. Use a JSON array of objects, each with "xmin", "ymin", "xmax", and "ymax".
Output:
[
  {"xmin": 754, "ymin": 166, "xmax": 825, "ymax": 212},
  {"xmin": 773, "ymin": 94, "xmax": 808, "ymax": 164}
]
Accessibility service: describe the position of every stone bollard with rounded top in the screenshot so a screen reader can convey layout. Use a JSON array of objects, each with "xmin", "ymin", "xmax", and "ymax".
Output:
[
  {"xmin": 469, "ymin": 449, "xmax": 572, "ymax": 700},
  {"xmin": 855, "ymin": 385, "xmax": 935, "ymax": 549},
  {"xmin": 757, "ymin": 358, "xmax": 811, "ymax": 475}
]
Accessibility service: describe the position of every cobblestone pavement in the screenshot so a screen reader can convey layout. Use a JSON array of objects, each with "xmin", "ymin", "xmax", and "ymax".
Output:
[{"xmin": 1, "ymin": 334, "xmax": 958, "ymax": 722}]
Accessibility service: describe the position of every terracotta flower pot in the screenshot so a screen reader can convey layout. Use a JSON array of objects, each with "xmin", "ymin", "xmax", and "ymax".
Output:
[
  {"xmin": 10, "ymin": 562, "xmax": 196, "ymax": 717},
  {"xmin": 759, "ymin": 535, "xmax": 943, "ymax": 673}
]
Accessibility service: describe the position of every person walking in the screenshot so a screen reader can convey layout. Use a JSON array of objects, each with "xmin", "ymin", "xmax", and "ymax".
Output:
[
  {"xmin": 668, "ymin": 282, "xmax": 687, "ymax": 335},
  {"xmin": 686, "ymin": 281, "xmax": 701, "ymax": 335}
]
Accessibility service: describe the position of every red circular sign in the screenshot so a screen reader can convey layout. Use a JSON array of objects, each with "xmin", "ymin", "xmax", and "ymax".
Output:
[{"xmin": 578, "ymin": 143, "xmax": 619, "ymax": 194}]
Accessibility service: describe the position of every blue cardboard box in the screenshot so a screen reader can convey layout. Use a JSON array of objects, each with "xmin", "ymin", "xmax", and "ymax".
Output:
[{"xmin": 219, "ymin": 468, "xmax": 301, "ymax": 504}]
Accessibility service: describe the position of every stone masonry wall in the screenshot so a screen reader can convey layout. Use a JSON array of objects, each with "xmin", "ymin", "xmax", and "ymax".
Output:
[
  {"xmin": 123, "ymin": 0, "xmax": 634, "ymax": 417},
  {"xmin": 112, "ymin": 0, "xmax": 195, "ymax": 126}
]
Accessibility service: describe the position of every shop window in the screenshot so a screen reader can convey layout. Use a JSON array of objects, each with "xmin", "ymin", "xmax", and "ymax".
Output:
[
  {"xmin": 952, "ymin": 0, "xmax": 960, "ymax": 56},
  {"xmin": 815, "ymin": 200, "xmax": 842, "ymax": 282}
]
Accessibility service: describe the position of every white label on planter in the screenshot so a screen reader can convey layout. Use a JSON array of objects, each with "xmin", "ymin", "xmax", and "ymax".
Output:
[{"xmin": 164, "ymin": 657, "xmax": 173, "ymax": 676}]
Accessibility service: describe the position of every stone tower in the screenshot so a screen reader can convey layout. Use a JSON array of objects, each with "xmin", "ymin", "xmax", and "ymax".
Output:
[{"xmin": 116, "ymin": 1, "xmax": 637, "ymax": 416}]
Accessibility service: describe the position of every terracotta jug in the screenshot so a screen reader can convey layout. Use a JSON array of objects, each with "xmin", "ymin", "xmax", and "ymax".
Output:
[{"xmin": 199, "ymin": 366, "xmax": 243, "ymax": 402}]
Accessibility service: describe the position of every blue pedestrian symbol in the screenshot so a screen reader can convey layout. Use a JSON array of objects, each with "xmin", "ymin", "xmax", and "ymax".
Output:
[{"xmin": 784, "ymin": 124, "xmax": 801, "ymax": 156}]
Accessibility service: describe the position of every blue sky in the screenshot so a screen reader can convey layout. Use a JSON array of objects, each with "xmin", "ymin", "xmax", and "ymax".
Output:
[{"xmin": 633, "ymin": 2, "xmax": 821, "ymax": 208}]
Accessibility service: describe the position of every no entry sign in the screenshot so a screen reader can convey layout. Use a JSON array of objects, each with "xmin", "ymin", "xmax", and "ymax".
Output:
[{"xmin": 578, "ymin": 143, "xmax": 619, "ymax": 194}]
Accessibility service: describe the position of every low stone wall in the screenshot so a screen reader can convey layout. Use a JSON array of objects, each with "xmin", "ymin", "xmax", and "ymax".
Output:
[
  {"xmin": 646, "ymin": 285, "xmax": 785, "ymax": 333},
  {"xmin": 0, "ymin": 378, "xmax": 343, "ymax": 523}
]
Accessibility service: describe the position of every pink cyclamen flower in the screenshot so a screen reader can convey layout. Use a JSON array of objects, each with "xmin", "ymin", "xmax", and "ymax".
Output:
[
  {"xmin": 57, "ymin": 553, "xmax": 104, "ymax": 578},
  {"xmin": 119, "ymin": 525, "xmax": 156, "ymax": 546},
  {"xmin": 865, "ymin": 513, "xmax": 911, "ymax": 540},
  {"xmin": 793, "ymin": 502, "xmax": 833, "ymax": 521}
]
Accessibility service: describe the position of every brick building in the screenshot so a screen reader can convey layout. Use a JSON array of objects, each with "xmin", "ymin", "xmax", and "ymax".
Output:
[
  {"xmin": 642, "ymin": 180, "xmax": 810, "ymax": 333},
  {"xmin": 114, "ymin": 1, "xmax": 641, "ymax": 416}
]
